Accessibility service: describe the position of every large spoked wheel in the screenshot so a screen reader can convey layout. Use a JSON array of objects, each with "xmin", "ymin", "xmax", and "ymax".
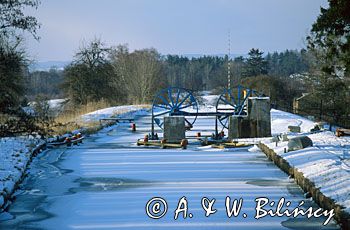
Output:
[
  {"xmin": 152, "ymin": 87, "xmax": 198, "ymax": 129},
  {"xmin": 216, "ymin": 85, "xmax": 262, "ymax": 129}
]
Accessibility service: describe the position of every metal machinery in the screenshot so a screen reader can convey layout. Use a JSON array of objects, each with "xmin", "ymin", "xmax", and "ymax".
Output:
[
  {"xmin": 216, "ymin": 85, "xmax": 263, "ymax": 129},
  {"xmin": 152, "ymin": 87, "xmax": 199, "ymax": 131},
  {"xmin": 150, "ymin": 85, "xmax": 264, "ymax": 139}
]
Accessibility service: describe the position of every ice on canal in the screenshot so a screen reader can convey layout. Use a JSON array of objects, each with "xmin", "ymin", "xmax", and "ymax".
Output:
[{"xmin": 0, "ymin": 115, "xmax": 339, "ymax": 229}]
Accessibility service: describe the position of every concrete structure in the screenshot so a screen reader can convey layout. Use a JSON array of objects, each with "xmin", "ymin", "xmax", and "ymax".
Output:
[
  {"xmin": 163, "ymin": 116, "xmax": 185, "ymax": 143},
  {"xmin": 228, "ymin": 117, "xmax": 239, "ymax": 139},
  {"xmin": 248, "ymin": 97, "xmax": 271, "ymax": 137},
  {"xmin": 229, "ymin": 97, "xmax": 271, "ymax": 139},
  {"xmin": 228, "ymin": 116, "xmax": 251, "ymax": 139}
]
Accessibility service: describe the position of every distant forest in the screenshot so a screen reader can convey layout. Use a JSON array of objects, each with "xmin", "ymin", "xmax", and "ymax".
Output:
[{"xmin": 26, "ymin": 46, "xmax": 310, "ymax": 110}]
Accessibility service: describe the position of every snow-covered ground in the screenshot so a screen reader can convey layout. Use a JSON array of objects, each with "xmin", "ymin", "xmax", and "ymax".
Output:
[
  {"xmin": 2, "ymin": 99, "xmax": 70, "ymax": 210},
  {"xmin": 24, "ymin": 99, "xmax": 68, "ymax": 116},
  {"xmin": 0, "ymin": 136, "xmax": 45, "ymax": 210},
  {"xmin": 153, "ymin": 93, "xmax": 350, "ymax": 216},
  {"xmin": 201, "ymin": 95, "xmax": 220, "ymax": 107},
  {"xmin": 47, "ymin": 99, "xmax": 67, "ymax": 109},
  {"xmin": 1, "ymin": 106, "xmax": 339, "ymax": 229},
  {"xmin": 0, "ymin": 105, "xmax": 150, "ymax": 212},
  {"xmin": 271, "ymin": 109, "xmax": 316, "ymax": 134},
  {"xmin": 1, "ymin": 93, "xmax": 349, "ymax": 225},
  {"xmin": 264, "ymin": 110, "xmax": 350, "ymax": 214},
  {"xmin": 194, "ymin": 98, "xmax": 350, "ymax": 216},
  {"xmin": 80, "ymin": 105, "xmax": 149, "ymax": 123}
]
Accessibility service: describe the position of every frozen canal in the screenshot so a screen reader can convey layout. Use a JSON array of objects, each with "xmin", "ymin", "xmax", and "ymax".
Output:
[{"xmin": 0, "ymin": 115, "xmax": 338, "ymax": 229}]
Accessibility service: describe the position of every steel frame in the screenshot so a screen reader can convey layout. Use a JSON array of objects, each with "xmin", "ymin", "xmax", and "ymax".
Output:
[{"xmin": 150, "ymin": 86, "xmax": 264, "ymax": 139}]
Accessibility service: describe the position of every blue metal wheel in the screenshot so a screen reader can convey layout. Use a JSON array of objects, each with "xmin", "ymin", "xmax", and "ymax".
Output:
[
  {"xmin": 152, "ymin": 87, "xmax": 198, "ymax": 130},
  {"xmin": 216, "ymin": 85, "xmax": 263, "ymax": 129}
]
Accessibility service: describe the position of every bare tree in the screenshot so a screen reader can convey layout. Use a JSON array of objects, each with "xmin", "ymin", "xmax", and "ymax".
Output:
[
  {"xmin": 110, "ymin": 46, "xmax": 164, "ymax": 104},
  {"xmin": 64, "ymin": 38, "xmax": 122, "ymax": 105},
  {"xmin": 0, "ymin": 0, "xmax": 41, "ymax": 40}
]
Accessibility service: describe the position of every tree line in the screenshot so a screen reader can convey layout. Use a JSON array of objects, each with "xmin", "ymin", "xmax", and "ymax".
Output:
[
  {"xmin": 1, "ymin": 0, "xmax": 350, "ymax": 131},
  {"xmin": 30, "ymin": 43, "xmax": 309, "ymax": 109},
  {"xmin": 23, "ymin": 44, "xmax": 316, "ymax": 113}
]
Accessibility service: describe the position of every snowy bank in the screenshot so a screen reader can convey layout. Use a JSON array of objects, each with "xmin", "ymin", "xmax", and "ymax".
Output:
[
  {"xmin": 0, "ymin": 136, "xmax": 45, "ymax": 210},
  {"xmin": 1, "ymin": 104, "xmax": 149, "ymax": 212},
  {"xmin": 258, "ymin": 110, "xmax": 350, "ymax": 227},
  {"xmin": 271, "ymin": 109, "xmax": 316, "ymax": 134},
  {"xmin": 80, "ymin": 105, "xmax": 149, "ymax": 123}
]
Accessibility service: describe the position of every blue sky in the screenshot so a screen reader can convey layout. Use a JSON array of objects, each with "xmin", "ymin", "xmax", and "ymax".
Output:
[{"xmin": 26, "ymin": 0, "xmax": 328, "ymax": 61}]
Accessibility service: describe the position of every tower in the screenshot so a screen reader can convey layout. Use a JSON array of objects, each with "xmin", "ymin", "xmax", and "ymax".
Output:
[{"xmin": 227, "ymin": 30, "xmax": 231, "ymax": 90}]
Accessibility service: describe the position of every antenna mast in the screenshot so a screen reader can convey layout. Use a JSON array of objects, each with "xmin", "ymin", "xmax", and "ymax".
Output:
[{"xmin": 227, "ymin": 30, "xmax": 231, "ymax": 90}]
